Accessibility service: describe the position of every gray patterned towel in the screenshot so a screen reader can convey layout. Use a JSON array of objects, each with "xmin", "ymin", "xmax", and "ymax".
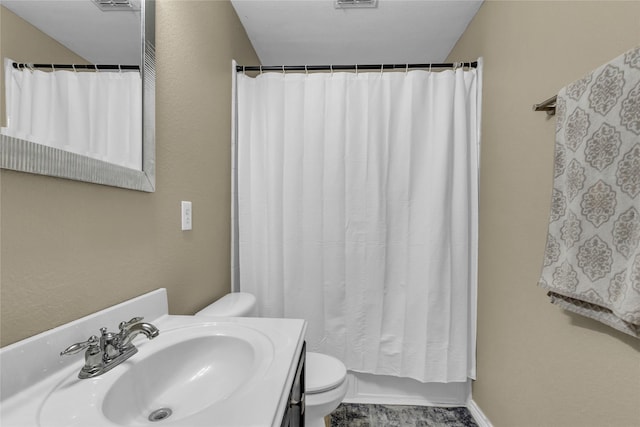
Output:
[{"xmin": 539, "ymin": 46, "xmax": 640, "ymax": 338}]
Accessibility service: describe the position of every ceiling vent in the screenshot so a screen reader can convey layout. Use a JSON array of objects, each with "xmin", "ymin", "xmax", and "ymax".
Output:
[
  {"xmin": 335, "ymin": 0, "xmax": 378, "ymax": 9},
  {"xmin": 91, "ymin": 0, "xmax": 141, "ymax": 12}
]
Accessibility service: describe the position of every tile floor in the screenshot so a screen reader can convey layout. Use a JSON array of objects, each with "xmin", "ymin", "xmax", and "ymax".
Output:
[{"xmin": 328, "ymin": 403, "xmax": 478, "ymax": 427}]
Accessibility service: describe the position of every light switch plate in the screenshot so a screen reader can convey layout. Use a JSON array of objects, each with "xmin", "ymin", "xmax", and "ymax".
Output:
[{"xmin": 181, "ymin": 201, "xmax": 192, "ymax": 230}]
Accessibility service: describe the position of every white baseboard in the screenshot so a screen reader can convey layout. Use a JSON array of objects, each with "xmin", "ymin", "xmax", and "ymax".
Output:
[{"xmin": 466, "ymin": 399, "xmax": 493, "ymax": 427}]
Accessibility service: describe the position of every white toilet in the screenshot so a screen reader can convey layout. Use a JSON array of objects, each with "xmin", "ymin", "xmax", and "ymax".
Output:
[{"xmin": 195, "ymin": 292, "xmax": 348, "ymax": 427}]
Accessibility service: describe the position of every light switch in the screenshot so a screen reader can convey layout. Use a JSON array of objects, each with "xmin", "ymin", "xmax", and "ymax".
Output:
[{"xmin": 181, "ymin": 201, "xmax": 192, "ymax": 231}]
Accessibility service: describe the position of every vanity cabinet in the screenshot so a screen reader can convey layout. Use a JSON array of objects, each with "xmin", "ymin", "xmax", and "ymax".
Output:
[
  {"xmin": 0, "ymin": 289, "xmax": 309, "ymax": 427},
  {"xmin": 281, "ymin": 342, "xmax": 305, "ymax": 427}
]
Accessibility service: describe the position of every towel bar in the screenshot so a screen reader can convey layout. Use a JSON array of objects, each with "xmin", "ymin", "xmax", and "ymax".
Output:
[{"xmin": 533, "ymin": 95, "xmax": 557, "ymax": 115}]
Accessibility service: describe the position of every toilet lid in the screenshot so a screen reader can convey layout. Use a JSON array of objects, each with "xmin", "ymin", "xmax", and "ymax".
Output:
[
  {"xmin": 196, "ymin": 293, "xmax": 256, "ymax": 317},
  {"xmin": 305, "ymin": 352, "xmax": 347, "ymax": 394}
]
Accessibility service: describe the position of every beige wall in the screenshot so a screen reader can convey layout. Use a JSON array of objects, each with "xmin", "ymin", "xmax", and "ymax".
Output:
[
  {"xmin": 447, "ymin": 1, "xmax": 640, "ymax": 426},
  {"xmin": 0, "ymin": 0, "xmax": 259, "ymax": 347}
]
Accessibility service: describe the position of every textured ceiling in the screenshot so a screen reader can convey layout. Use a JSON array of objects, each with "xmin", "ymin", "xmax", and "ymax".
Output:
[
  {"xmin": 2, "ymin": 0, "xmax": 141, "ymax": 65},
  {"xmin": 2, "ymin": 0, "xmax": 482, "ymax": 67},
  {"xmin": 230, "ymin": 0, "xmax": 483, "ymax": 66}
]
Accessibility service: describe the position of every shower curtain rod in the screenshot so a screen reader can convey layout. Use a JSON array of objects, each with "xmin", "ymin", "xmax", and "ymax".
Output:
[
  {"xmin": 12, "ymin": 62, "xmax": 140, "ymax": 71},
  {"xmin": 236, "ymin": 61, "xmax": 478, "ymax": 73}
]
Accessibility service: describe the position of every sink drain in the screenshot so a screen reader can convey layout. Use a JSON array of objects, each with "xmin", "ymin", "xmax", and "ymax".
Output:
[{"xmin": 148, "ymin": 408, "xmax": 173, "ymax": 422}]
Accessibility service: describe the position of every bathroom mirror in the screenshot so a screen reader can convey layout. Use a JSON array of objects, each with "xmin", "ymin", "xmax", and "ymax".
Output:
[{"xmin": 0, "ymin": 0, "xmax": 155, "ymax": 192}]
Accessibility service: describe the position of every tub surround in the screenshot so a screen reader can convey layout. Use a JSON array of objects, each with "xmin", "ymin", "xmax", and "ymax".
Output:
[{"xmin": 0, "ymin": 289, "xmax": 307, "ymax": 426}]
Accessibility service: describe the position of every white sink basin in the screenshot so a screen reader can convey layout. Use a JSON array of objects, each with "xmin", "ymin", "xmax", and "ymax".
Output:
[
  {"xmin": 0, "ymin": 290, "xmax": 306, "ymax": 427},
  {"xmin": 103, "ymin": 334, "xmax": 263, "ymax": 424},
  {"xmin": 37, "ymin": 322, "xmax": 275, "ymax": 426}
]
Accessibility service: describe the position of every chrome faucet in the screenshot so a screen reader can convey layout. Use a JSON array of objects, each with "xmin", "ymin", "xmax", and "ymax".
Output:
[
  {"xmin": 60, "ymin": 317, "xmax": 159, "ymax": 379},
  {"xmin": 118, "ymin": 317, "xmax": 160, "ymax": 349}
]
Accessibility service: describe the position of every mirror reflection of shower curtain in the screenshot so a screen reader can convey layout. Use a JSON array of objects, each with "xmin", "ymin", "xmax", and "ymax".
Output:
[
  {"xmin": 233, "ymin": 61, "xmax": 481, "ymax": 383},
  {"xmin": 2, "ymin": 59, "xmax": 142, "ymax": 170}
]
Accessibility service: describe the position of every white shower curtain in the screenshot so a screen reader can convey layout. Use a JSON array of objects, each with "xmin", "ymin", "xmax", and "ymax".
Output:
[
  {"xmin": 2, "ymin": 59, "xmax": 142, "ymax": 170},
  {"xmin": 235, "ymin": 61, "xmax": 481, "ymax": 383}
]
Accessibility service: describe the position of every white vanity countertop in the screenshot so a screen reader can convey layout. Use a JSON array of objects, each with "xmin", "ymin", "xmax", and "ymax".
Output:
[{"xmin": 0, "ymin": 289, "xmax": 307, "ymax": 427}]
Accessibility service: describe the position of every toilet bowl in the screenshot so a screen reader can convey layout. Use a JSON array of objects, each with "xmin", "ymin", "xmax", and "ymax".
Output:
[
  {"xmin": 195, "ymin": 292, "xmax": 348, "ymax": 427},
  {"xmin": 305, "ymin": 352, "xmax": 348, "ymax": 427}
]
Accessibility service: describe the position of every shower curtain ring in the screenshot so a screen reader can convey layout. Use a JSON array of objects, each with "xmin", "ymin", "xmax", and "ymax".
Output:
[
  {"xmin": 355, "ymin": 64, "xmax": 358, "ymax": 75},
  {"xmin": 330, "ymin": 64, "xmax": 334, "ymax": 76},
  {"xmin": 259, "ymin": 65, "xmax": 263, "ymax": 75},
  {"xmin": 305, "ymin": 65, "xmax": 308, "ymax": 75},
  {"xmin": 405, "ymin": 64, "xmax": 409, "ymax": 75},
  {"xmin": 282, "ymin": 65, "xmax": 285, "ymax": 75},
  {"xmin": 72, "ymin": 64, "xmax": 76, "ymax": 72}
]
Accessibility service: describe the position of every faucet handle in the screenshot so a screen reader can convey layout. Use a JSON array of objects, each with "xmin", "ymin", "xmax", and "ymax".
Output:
[
  {"xmin": 118, "ymin": 317, "xmax": 144, "ymax": 331},
  {"xmin": 60, "ymin": 335, "xmax": 99, "ymax": 356}
]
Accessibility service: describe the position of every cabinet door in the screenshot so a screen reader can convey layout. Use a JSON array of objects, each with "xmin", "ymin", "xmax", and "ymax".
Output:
[{"xmin": 281, "ymin": 342, "xmax": 305, "ymax": 427}]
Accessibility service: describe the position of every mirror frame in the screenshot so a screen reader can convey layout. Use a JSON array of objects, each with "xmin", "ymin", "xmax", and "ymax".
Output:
[{"xmin": 0, "ymin": 0, "xmax": 155, "ymax": 192}]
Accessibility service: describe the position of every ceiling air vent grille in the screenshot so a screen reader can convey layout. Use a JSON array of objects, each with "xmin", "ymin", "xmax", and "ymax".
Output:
[
  {"xmin": 91, "ymin": 0, "xmax": 141, "ymax": 12},
  {"xmin": 335, "ymin": 0, "xmax": 378, "ymax": 9}
]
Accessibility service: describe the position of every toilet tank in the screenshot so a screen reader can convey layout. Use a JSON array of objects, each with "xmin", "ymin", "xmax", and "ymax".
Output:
[{"xmin": 195, "ymin": 292, "xmax": 257, "ymax": 317}]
